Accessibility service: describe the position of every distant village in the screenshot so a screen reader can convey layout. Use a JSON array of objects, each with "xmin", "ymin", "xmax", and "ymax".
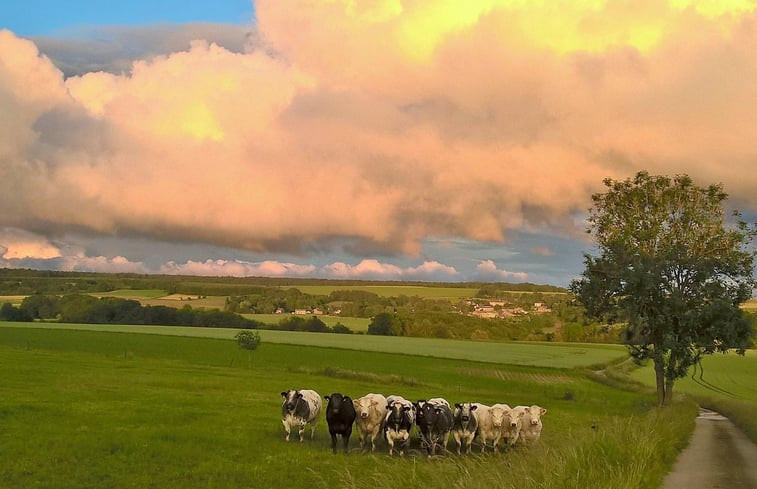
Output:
[{"xmin": 275, "ymin": 299, "xmax": 553, "ymax": 320}]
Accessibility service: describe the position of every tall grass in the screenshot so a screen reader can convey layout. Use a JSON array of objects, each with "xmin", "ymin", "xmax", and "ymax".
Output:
[
  {"xmin": 695, "ymin": 397, "xmax": 757, "ymax": 444},
  {"xmin": 327, "ymin": 402, "xmax": 696, "ymax": 489},
  {"xmin": 0, "ymin": 326, "xmax": 694, "ymax": 489}
]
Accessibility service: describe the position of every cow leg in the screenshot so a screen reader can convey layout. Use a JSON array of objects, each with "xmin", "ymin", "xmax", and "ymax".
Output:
[
  {"xmin": 283, "ymin": 420, "xmax": 291, "ymax": 442},
  {"xmin": 442, "ymin": 432, "xmax": 450, "ymax": 454},
  {"xmin": 454, "ymin": 433, "xmax": 462, "ymax": 455},
  {"xmin": 330, "ymin": 432, "xmax": 338, "ymax": 454},
  {"xmin": 343, "ymin": 430, "xmax": 351, "ymax": 454}
]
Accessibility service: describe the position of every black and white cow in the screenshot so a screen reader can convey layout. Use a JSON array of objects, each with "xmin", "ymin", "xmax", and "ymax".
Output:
[
  {"xmin": 384, "ymin": 395, "xmax": 415, "ymax": 456},
  {"xmin": 324, "ymin": 393, "xmax": 357, "ymax": 454},
  {"xmin": 452, "ymin": 402, "xmax": 479, "ymax": 455},
  {"xmin": 281, "ymin": 389, "xmax": 322, "ymax": 442},
  {"xmin": 415, "ymin": 398, "xmax": 453, "ymax": 457}
]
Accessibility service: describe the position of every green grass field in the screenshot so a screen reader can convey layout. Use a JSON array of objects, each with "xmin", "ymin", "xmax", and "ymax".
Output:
[
  {"xmin": 0, "ymin": 325, "xmax": 694, "ymax": 489},
  {"xmin": 243, "ymin": 314, "xmax": 372, "ymax": 332},
  {"xmin": 90, "ymin": 289, "xmax": 168, "ymax": 299},
  {"xmin": 630, "ymin": 350, "xmax": 757, "ymax": 402},
  {"xmin": 2, "ymin": 322, "xmax": 627, "ymax": 368},
  {"xmin": 629, "ymin": 350, "xmax": 757, "ymax": 444}
]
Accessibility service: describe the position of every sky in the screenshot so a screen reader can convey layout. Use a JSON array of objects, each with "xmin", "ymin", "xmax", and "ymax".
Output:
[{"xmin": 1, "ymin": 0, "xmax": 756, "ymax": 287}]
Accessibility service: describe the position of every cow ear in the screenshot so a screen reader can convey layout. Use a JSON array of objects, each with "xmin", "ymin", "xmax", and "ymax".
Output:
[
  {"xmin": 353, "ymin": 399, "xmax": 360, "ymax": 407},
  {"xmin": 540, "ymin": 407, "xmax": 547, "ymax": 415},
  {"xmin": 297, "ymin": 392, "xmax": 304, "ymax": 398},
  {"xmin": 386, "ymin": 404, "xmax": 393, "ymax": 410},
  {"xmin": 324, "ymin": 395, "xmax": 330, "ymax": 401},
  {"xmin": 455, "ymin": 403, "xmax": 462, "ymax": 409},
  {"xmin": 470, "ymin": 405, "xmax": 477, "ymax": 411},
  {"xmin": 280, "ymin": 391, "xmax": 288, "ymax": 398}
]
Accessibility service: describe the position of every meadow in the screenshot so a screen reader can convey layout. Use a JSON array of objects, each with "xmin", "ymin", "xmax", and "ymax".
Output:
[
  {"xmin": 278, "ymin": 285, "xmax": 481, "ymax": 299},
  {"xmin": 0, "ymin": 324, "xmax": 695, "ymax": 489},
  {"xmin": 629, "ymin": 350, "xmax": 757, "ymax": 443},
  {"xmin": 3, "ymin": 322, "xmax": 627, "ymax": 368}
]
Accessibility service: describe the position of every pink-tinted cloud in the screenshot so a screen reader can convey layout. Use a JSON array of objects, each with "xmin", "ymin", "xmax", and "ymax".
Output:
[
  {"xmin": 160, "ymin": 259, "xmax": 316, "ymax": 277},
  {"xmin": 1, "ymin": 1, "xmax": 756, "ymax": 265},
  {"xmin": 474, "ymin": 260, "xmax": 529, "ymax": 282}
]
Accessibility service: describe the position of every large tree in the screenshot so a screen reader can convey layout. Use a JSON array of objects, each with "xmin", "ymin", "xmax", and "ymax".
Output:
[{"xmin": 571, "ymin": 171, "xmax": 755, "ymax": 406}]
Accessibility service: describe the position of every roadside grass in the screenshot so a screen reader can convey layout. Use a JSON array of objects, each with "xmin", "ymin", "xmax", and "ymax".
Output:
[
  {"xmin": 629, "ymin": 350, "xmax": 757, "ymax": 444},
  {"xmin": 242, "ymin": 313, "xmax": 371, "ymax": 332},
  {"xmin": 2, "ymin": 322, "xmax": 627, "ymax": 368},
  {"xmin": 0, "ymin": 326, "xmax": 690, "ymax": 489}
]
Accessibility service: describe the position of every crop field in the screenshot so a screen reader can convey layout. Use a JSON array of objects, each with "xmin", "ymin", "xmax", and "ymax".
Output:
[
  {"xmin": 3, "ymin": 322, "xmax": 627, "ymax": 368},
  {"xmin": 91, "ymin": 289, "xmax": 168, "ymax": 299},
  {"xmin": 242, "ymin": 314, "xmax": 372, "ymax": 331},
  {"xmin": 282, "ymin": 285, "xmax": 481, "ymax": 299},
  {"xmin": 0, "ymin": 295, "xmax": 26, "ymax": 306},
  {"xmin": 0, "ymin": 324, "xmax": 694, "ymax": 489}
]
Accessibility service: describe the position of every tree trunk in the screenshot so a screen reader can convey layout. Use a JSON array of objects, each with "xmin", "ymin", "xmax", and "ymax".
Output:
[
  {"xmin": 653, "ymin": 356, "xmax": 666, "ymax": 407},
  {"xmin": 664, "ymin": 377, "xmax": 674, "ymax": 406}
]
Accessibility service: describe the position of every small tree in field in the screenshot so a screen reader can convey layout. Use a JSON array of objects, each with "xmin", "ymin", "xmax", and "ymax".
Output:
[
  {"xmin": 235, "ymin": 330, "xmax": 261, "ymax": 350},
  {"xmin": 570, "ymin": 171, "xmax": 755, "ymax": 406}
]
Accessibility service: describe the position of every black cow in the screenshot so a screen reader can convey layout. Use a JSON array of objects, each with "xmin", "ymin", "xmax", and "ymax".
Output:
[
  {"xmin": 384, "ymin": 395, "xmax": 415, "ymax": 456},
  {"xmin": 325, "ymin": 393, "xmax": 357, "ymax": 454},
  {"xmin": 415, "ymin": 398, "xmax": 453, "ymax": 456}
]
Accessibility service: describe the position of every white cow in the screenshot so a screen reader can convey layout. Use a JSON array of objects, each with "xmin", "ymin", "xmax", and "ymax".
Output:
[
  {"xmin": 514, "ymin": 405, "xmax": 547, "ymax": 444},
  {"xmin": 353, "ymin": 393, "xmax": 388, "ymax": 452},
  {"xmin": 492, "ymin": 403, "xmax": 525, "ymax": 448},
  {"xmin": 384, "ymin": 395, "xmax": 415, "ymax": 456},
  {"xmin": 281, "ymin": 389, "xmax": 322, "ymax": 442},
  {"xmin": 472, "ymin": 403, "xmax": 500, "ymax": 453}
]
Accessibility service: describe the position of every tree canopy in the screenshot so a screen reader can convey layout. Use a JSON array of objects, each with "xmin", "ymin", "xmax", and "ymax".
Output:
[{"xmin": 570, "ymin": 171, "xmax": 755, "ymax": 406}]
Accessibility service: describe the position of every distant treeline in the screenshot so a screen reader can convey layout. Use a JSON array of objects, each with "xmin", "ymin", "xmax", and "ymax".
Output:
[
  {"xmin": 0, "ymin": 294, "xmax": 357, "ymax": 334},
  {"xmin": 0, "ymin": 268, "xmax": 566, "ymax": 296},
  {"xmin": 4, "ymin": 294, "xmax": 260, "ymax": 329}
]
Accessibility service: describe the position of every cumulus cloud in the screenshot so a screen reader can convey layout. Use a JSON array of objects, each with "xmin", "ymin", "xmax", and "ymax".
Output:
[
  {"xmin": 321, "ymin": 259, "xmax": 459, "ymax": 280},
  {"xmin": 474, "ymin": 260, "xmax": 529, "ymax": 282},
  {"xmin": 2, "ymin": 0, "xmax": 757, "ymax": 270},
  {"xmin": 160, "ymin": 259, "xmax": 316, "ymax": 277}
]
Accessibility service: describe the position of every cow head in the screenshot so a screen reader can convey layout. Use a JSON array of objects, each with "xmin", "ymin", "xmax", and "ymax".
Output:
[
  {"xmin": 489, "ymin": 405, "xmax": 507, "ymax": 428},
  {"xmin": 455, "ymin": 402, "xmax": 477, "ymax": 423},
  {"xmin": 325, "ymin": 393, "xmax": 350, "ymax": 413},
  {"xmin": 528, "ymin": 405, "xmax": 547, "ymax": 425},
  {"xmin": 354, "ymin": 396, "xmax": 379, "ymax": 419},
  {"xmin": 508, "ymin": 409, "xmax": 525, "ymax": 428},
  {"xmin": 281, "ymin": 390, "xmax": 302, "ymax": 412}
]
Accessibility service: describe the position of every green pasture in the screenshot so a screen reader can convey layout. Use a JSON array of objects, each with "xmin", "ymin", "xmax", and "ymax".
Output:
[
  {"xmin": 91, "ymin": 289, "xmax": 168, "ymax": 299},
  {"xmin": 629, "ymin": 350, "xmax": 757, "ymax": 402},
  {"xmin": 629, "ymin": 350, "xmax": 757, "ymax": 443},
  {"xmin": 2, "ymin": 322, "xmax": 627, "ymax": 368},
  {"xmin": 242, "ymin": 313, "xmax": 371, "ymax": 331},
  {"xmin": 283, "ymin": 285, "xmax": 480, "ymax": 299},
  {"xmin": 0, "ymin": 325, "xmax": 693, "ymax": 489}
]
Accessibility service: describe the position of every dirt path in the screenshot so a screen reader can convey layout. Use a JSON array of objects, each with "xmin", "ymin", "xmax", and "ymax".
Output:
[{"xmin": 661, "ymin": 408, "xmax": 757, "ymax": 489}]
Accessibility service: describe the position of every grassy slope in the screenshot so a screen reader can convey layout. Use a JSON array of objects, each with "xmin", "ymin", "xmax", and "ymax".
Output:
[
  {"xmin": 0, "ymin": 326, "xmax": 694, "ymax": 489},
  {"xmin": 2, "ymin": 322, "xmax": 627, "ymax": 368},
  {"xmin": 629, "ymin": 350, "xmax": 757, "ymax": 443}
]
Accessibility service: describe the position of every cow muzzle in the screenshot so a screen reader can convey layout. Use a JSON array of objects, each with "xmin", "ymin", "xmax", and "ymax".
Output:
[{"xmin": 360, "ymin": 411, "xmax": 369, "ymax": 418}]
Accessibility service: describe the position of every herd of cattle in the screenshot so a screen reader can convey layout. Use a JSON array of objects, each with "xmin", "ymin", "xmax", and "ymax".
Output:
[{"xmin": 280, "ymin": 389, "xmax": 547, "ymax": 456}]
